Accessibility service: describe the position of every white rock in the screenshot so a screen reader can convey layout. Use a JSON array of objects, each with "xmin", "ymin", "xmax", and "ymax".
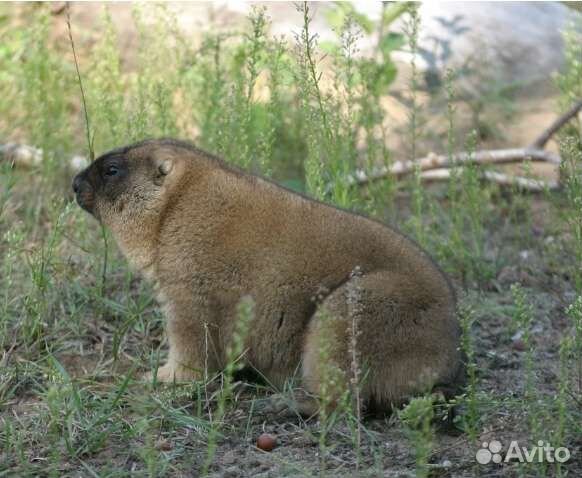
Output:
[
  {"xmin": 0, "ymin": 143, "xmax": 43, "ymax": 168},
  {"xmin": 70, "ymin": 154, "xmax": 89, "ymax": 172}
]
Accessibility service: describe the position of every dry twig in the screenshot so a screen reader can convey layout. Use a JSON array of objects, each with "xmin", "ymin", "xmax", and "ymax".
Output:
[
  {"xmin": 351, "ymin": 148, "xmax": 560, "ymax": 187},
  {"xmin": 421, "ymin": 168, "xmax": 559, "ymax": 192},
  {"xmin": 530, "ymin": 98, "xmax": 582, "ymax": 149}
]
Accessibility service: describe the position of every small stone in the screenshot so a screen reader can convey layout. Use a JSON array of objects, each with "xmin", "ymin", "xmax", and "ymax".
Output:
[
  {"xmin": 155, "ymin": 438, "xmax": 172, "ymax": 451},
  {"xmin": 513, "ymin": 339, "xmax": 527, "ymax": 351},
  {"xmin": 222, "ymin": 450, "xmax": 237, "ymax": 465},
  {"xmin": 511, "ymin": 330, "xmax": 524, "ymax": 342},
  {"xmin": 532, "ymin": 225, "xmax": 544, "ymax": 237},
  {"xmin": 223, "ymin": 466, "xmax": 240, "ymax": 478},
  {"xmin": 497, "ymin": 266, "xmax": 517, "ymax": 284}
]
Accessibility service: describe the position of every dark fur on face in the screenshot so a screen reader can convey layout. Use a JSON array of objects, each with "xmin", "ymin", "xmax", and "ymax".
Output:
[
  {"xmin": 73, "ymin": 149, "xmax": 133, "ymax": 215},
  {"xmin": 72, "ymin": 139, "xmax": 181, "ymax": 221}
]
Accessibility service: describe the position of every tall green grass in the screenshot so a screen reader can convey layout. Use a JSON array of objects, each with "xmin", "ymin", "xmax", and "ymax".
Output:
[{"xmin": 1, "ymin": 3, "xmax": 582, "ymax": 477}]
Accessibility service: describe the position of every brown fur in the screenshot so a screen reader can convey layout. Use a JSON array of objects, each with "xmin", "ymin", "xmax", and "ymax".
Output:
[{"xmin": 72, "ymin": 138, "xmax": 463, "ymax": 413}]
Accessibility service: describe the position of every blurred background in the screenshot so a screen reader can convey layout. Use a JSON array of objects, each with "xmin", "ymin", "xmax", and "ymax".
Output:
[{"xmin": 1, "ymin": 2, "xmax": 579, "ymax": 184}]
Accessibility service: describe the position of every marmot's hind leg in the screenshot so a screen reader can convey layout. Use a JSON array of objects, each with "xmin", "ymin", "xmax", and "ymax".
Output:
[{"xmin": 301, "ymin": 271, "xmax": 462, "ymax": 414}]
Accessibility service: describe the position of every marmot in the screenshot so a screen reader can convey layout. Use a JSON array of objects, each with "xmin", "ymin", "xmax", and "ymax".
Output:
[{"xmin": 73, "ymin": 138, "xmax": 463, "ymax": 414}]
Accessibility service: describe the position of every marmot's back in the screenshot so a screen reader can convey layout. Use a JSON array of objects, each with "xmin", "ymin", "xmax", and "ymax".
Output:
[{"xmin": 212, "ymin": 169, "xmax": 454, "ymax": 305}]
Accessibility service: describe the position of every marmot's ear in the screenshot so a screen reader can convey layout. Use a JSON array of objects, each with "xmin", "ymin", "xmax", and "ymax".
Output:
[
  {"xmin": 153, "ymin": 157, "xmax": 174, "ymax": 185},
  {"xmin": 158, "ymin": 159, "xmax": 173, "ymax": 176}
]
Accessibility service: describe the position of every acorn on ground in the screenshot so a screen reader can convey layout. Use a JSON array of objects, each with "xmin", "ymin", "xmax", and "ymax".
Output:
[{"xmin": 256, "ymin": 433, "xmax": 277, "ymax": 452}]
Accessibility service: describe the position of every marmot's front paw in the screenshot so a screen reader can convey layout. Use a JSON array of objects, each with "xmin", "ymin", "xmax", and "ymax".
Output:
[{"xmin": 143, "ymin": 363, "xmax": 200, "ymax": 383}]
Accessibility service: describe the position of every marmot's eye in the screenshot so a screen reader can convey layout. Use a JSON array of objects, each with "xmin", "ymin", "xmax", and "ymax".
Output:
[{"xmin": 105, "ymin": 165, "xmax": 119, "ymax": 177}]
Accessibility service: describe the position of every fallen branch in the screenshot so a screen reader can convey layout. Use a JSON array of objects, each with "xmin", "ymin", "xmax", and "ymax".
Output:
[
  {"xmin": 352, "ymin": 97, "xmax": 581, "ymax": 189},
  {"xmin": 420, "ymin": 168, "xmax": 559, "ymax": 192},
  {"xmin": 351, "ymin": 148, "xmax": 560, "ymax": 187},
  {"xmin": 530, "ymin": 98, "xmax": 582, "ymax": 149}
]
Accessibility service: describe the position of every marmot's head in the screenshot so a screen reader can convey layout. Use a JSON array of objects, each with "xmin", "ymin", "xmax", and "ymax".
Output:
[{"xmin": 72, "ymin": 139, "xmax": 185, "ymax": 227}]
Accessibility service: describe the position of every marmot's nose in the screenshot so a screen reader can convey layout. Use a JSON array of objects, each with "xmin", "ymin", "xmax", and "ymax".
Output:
[{"xmin": 72, "ymin": 175, "xmax": 82, "ymax": 194}]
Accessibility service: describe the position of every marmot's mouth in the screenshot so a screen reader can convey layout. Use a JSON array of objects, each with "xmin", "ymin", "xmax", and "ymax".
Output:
[
  {"xmin": 75, "ymin": 191, "xmax": 95, "ymax": 216},
  {"xmin": 72, "ymin": 173, "xmax": 96, "ymax": 216}
]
